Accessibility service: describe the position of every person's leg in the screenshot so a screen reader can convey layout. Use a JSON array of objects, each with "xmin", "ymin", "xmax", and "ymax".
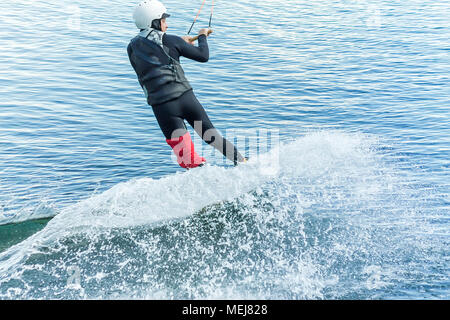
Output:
[
  {"xmin": 152, "ymin": 100, "xmax": 187, "ymax": 140},
  {"xmin": 152, "ymin": 97, "xmax": 205, "ymax": 168},
  {"xmin": 180, "ymin": 90, "xmax": 245, "ymax": 165}
]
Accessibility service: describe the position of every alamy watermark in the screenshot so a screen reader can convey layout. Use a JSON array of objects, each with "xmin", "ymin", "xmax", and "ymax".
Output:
[
  {"xmin": 66, "ymin": 266, "xmax": 82, "ymax": 289},
  {"xmin": 18, "ymin": 5, "xmax": 81, "ymax": 31},
  {"xmin": 66, "ymin": 5, "xmax": 81, "ymax": 31},
  {"xmin": 168, "ymin": 123, "xmax": 281, "ymax": 174},
  {"xmin": 353, "ymin": 0, "xmax": 383, "ymax": 28}
]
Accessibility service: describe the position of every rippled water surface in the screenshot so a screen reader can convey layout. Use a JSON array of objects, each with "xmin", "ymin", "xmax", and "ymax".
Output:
[{"xmin": 0, "ymin": 0, "xmax": 448, "ymax": 299}]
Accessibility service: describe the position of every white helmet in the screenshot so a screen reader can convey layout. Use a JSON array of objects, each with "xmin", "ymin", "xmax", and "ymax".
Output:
[{"xmin": 133, "ymin": 0, "xmax": 170, "ymax": 29}]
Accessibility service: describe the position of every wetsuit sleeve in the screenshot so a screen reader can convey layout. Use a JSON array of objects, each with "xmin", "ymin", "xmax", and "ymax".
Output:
[{"xmin": 174, "ymin": 34, "xmax": 209, "ymax": 63}]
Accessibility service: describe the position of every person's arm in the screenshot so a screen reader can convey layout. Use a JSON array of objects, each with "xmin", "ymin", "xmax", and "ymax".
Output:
[{"xmin": 174, "ymin": 34, "xmax": 209, "ymax": 63}]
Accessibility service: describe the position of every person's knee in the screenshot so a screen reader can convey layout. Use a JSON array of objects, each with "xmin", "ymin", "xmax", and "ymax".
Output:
[{"xmin": 192, "ymin": 120, "xmax": 214, "ymax": 143}]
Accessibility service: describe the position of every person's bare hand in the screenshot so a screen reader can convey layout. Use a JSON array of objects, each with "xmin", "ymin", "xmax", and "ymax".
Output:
[{"xmin": 198, "ymin": 28, "xmax": 213, "ymax": 37}]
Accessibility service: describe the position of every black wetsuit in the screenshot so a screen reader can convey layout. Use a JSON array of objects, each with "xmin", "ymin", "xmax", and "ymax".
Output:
[
  {"xmin": 151, "ymin": 33, "xmax": 211, "ymax": 139},
  {"xmin": 133, "ymin": 33, "xmax": 244, "ymax": 164}
]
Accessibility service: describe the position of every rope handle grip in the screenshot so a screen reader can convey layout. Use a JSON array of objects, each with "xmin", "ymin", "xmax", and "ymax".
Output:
[{"xmin": 189, "ymin": 29, "xmax": 213, "ymax": 42}]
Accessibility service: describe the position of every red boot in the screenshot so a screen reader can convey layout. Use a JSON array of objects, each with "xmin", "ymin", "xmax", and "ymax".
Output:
[{"xmin": 166, "ymin": 132, "xmax": 206, "ymax": 169}]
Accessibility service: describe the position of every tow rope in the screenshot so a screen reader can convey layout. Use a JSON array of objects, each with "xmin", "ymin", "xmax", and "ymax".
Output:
[
  {"xmin": 187, "ymin": 0, "xmax": 215, "ymax": 35},
  {"xmin": 209, "ymin": 0, "xmax": 215, "ymax": 29}
]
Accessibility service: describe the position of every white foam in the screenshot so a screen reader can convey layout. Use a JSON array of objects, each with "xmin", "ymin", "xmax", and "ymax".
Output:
[
  {"xmin": 0, "ymin": 130, "xmax": 381, "ymax": 293},
  {"xmin": 42, "ymin": 130, "xmax": 373, "ymax": 231}
]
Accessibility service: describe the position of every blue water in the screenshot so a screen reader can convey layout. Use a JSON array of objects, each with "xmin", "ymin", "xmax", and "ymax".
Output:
[{"xmin": 0, "ymin": 0, "xmax": 448, "ymax": 299}]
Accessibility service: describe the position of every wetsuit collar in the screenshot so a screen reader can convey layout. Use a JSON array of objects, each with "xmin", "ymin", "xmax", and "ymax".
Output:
[{"xmin": 139, "ymin": 28, "xmax": 165, "ymax": 47}]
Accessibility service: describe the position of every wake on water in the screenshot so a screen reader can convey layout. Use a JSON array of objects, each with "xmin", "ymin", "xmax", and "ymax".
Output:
[{"xmin": 0, "ymin": 131, "xmax": 445, "ymax": 299}]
